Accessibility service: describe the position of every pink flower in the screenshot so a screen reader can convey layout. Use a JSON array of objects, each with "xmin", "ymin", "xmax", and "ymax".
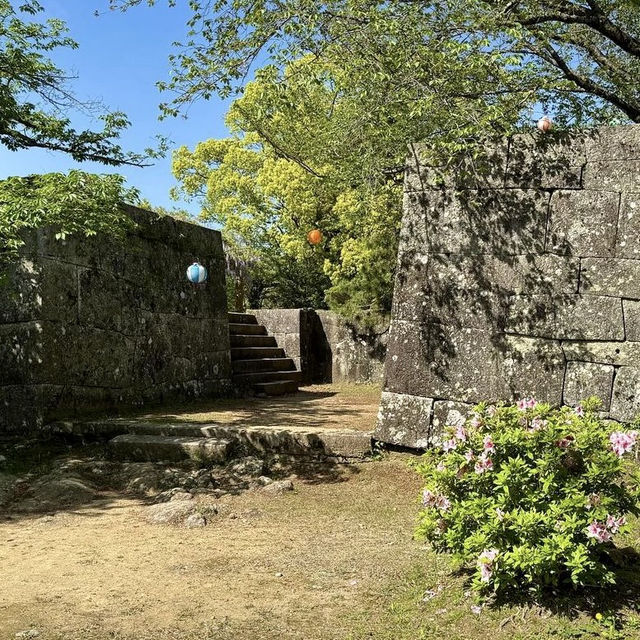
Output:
[
  {"xmin": 483, "ymin": 435, "xmax": 495, "ymax": 453},
  {"xmin": 586, "ymin": 521, "xmax": 613, "ymax": 543},
  {"xmin": 606, "ymin": 514, "xmax": 626, "ymax": 534},
  {"xmin": 442, "ymin": 438, "xmax": 458, "ymax": 453},
  {"xmin": 474, "ymin": 453, "xmax": 493, "ymax": 474},
  {"xmin": 529, "ymin": 417, "xmax": 547, "ymax": 432},
  {"xmin": 435, "ymin": 494, "xmax": 451, "ymax": 512},
  {"xmin": 422, "ymin": 489, "xmax": 436, "ymax": 508},
  {"xmin": 517, "ymin": 398, "xmax": 537, "ymax": 411},
  {"xmin": 477, "ymin": 549, "xmax": 499, "ymax": 583},
  {"xmin": 464, "ymin": 450, "xmax": 475, "ymax": 463},
  {"xmin": 610, "ymin": 431, "xmax": 638, "ymax": 457},
  {"xmin": 556, "ymin": 435, "xmax": 575, "ymax": 449},
  {"xmin": 574, "ymin": 405, "xmax": 584, "ymax": 417},
  {"xmin": 436, "ymin": 461, "xmax": 446, "ymax": 472},
  {"xmin": 470, "ymin": 414, "xmax": 483, "ymax": 429},
  {"xmin": 455, "ymin": 425, "xmax": 468, "ymax": 442}
]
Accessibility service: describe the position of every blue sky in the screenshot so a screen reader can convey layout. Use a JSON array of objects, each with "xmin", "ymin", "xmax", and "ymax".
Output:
[{"xmin": 0, "ymin": 0, "xmax": 232, "ymax": 215}]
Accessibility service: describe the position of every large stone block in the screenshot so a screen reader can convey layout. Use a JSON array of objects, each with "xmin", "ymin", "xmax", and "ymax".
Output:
[
  {"xmin": 374, "ymin": 391, "xmax": 433, "ymax": 448},
  {"xmin": 251, "ymin": 308, "xmax": 302, "ymax": 335},
  {"xmin": 0, "ymin": 259, "xmax": 41, "ymax": 323},
  {"xmin": 582, "ymin": 160, "xmax": 640, "ymax": 192},
  {"xmin": 427, "ymin": 253, "xmax": 579, "ymax": 296},
  {"xmin": 432, "ymin": 400, "xmax": 473, "ymax": 435},
  {"xmin": 506, "ymin": 294, "xmax": 624, "ymax": 341},
  {"xmin": 584, "ymin": 125, "xmax": 640, "ymax": 162},
  {"xmin": 562, "ymin": 340, "xmax": 640, "ymax": 367},
  {"xmin": 610, "ymin": 367, "xmax": 640, "ymax": 423},
  {"xmin": 506, "ymin": 132, "xmax": 586, "ymax": 189},
  {"xmin": 77, "ymin": 267, "xmax": 123, "ymax": 331},
  {"xmin": 427, "ymin": 189, "xmax": 550, "ymax": 256},
  {"xmin": 0, "ymin": 322, "xmax": 44, "ymax": 385},
  {"xmin": 616, "ymin": 193, "xmax": 640, "ymax": 259},
  {"xmin": 580, "ymin": 258, "xmax": 640, "ymax": 299},
  {"xmin": 399, "ymin": 191, "xmax": 444, "ymax": 253},
  {"xmin": 41, "ymin": 324, "xmax": 135, "ymax": 388},
  {"xmin": 391, "ymin": 252, "xmax": 430, "ymax": 324},
  {"xmin": 384, "ymin": 321, "xmax": 505, "ymax": 403},
  {"xmin": 624, "ymin": 300, "xmax": 640, "ymax": 341},
  {"xmin": 405, "ymin": 140, "xmax": 508, "ymax": 192},
  {"xmin": 500, "ymin": 336, "xmax": 565, "ymax": 405},
  {"xmin": 564, "ymin": 361, "xmax": 615, "ymax": 411},
  {"xmin": 547, "ymin": 190, "xmax": 619, "ymax": 257}
]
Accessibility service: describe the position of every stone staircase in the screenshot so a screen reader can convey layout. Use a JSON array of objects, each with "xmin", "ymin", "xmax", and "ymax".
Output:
[{"xmin": 229, "ymin": 312, "xmax": 302, "ymax": 396}]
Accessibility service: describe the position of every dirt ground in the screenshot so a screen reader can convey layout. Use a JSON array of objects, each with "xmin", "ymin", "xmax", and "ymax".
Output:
[
  {"xmin": 139, "ymin": 383, "xmax": 381, "ymax": 433},
  {"xmin": 0, "ymin": 455, "xmax": 424, "ymax": 640}
]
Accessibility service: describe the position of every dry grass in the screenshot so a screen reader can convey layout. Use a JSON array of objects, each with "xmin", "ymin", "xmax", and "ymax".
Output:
[{"xmin": 2, "ymin": 453, "xmax": 639, "ymax": 639}]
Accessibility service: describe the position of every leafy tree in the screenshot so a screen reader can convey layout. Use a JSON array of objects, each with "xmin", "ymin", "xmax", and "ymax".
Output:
[
  {"xmin": 113, "ymin": 0, "xmax": 640, "ymax": 318},
  {"xmin": 0, "ymin": 1, "xmax": 158, "ymax": 263},
  {"xmin": 171, "ymin": 59, "xmax": 400, "ymax": 321}
]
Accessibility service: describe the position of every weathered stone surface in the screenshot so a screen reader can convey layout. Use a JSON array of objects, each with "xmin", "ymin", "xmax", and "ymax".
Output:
[
  {"xmin": 610, "ymin": 367, "xmax": 640, "ymax": 423},
  {"xmin": 374, "ymin": 391, "xmax": 433, "ymax": 448},
  {"xmin": 405, "ymin": 140, "xmax": 508, "ymax": 192},
  {"xmin": 429, "ymin": 254, "xmax": 580, "ymax": 296},
  {"xmin": 616, "ymin": 194, "xmax": 640, "ymax": 259},
  {"xmin": 0, "ymin": 260, "xmax": 40, "ymax": 324},
  {"xmin": 547, "ymin": 190, "xmax": 619, "ymax": 257},
  {"xmin": 580, "ymin": 258, "xmax": 640, "ymax": 299},
  {"xmin": 562, "ymin": 340, "xmax": 640, "ymax": 366},
  {"xmin": 379, "ymin": 126, "xmax": 640, "ymax": 447},
  {"xmin": 1, "ymin": 207, "xmax": 231, "ymax": 434},
  {"xmin": 500, "ymin": 336, "xmax": 565, "ymax": 405},
  {"xmin": 583, "ymin": 160, "xmax": 640, "ymax": 192},
  {"xmin": 427, "ymin": 189, "xmax": 550, "ymax": 255},
  {"xmin": 385, "ymin": 321, "xmax": 505, "ymax": 403},
  {"xmin": 506, "ymin": 294, "xmax": 624, "ymax": 340},
  {"xmin": 624, "ymin": 300, "xmax": 640, "ymax": 341},
  {"xmin": 506, "ymin": 132, "xmax": 586, "ymax": 189},
  {"xmin": 313, "ymin": 310, "xmax": 386, "ymax": 384},
  {"xmin": 584, "ymin": 125, "xmax": 640, "ymax": 162},
  {"xmin": 432, "ymin": 400, "xmax": 473, "ymax": 435},
  {"xmin": 564, "ymin": 361, "xmax": 615, "ymax": 410},
  {"xmin": 251, "ymin": 309, "xmax": 302, "ymax": 335}
]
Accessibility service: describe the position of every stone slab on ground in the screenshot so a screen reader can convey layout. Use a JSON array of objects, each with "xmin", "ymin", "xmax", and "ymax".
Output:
[
  {"xmin": 108, "ymin": 434, "xmax": 233, "ymax": 463},
  {"xmin": 56, "ymin": 418, "xmax": 373, "ymax": 461}
]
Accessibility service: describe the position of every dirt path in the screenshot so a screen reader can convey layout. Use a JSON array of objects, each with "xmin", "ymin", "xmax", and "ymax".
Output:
[
  {"xmin": 0, "ymin": 456, "xmax": 423, "ymax": 640},
  {"xmin": 139, "ymin": 383, "xmax": 381, "ymax": 433}
]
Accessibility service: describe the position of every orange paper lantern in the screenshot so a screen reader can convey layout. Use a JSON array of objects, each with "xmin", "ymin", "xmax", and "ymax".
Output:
[{"xmin": 307, "ymin": 229, "xmax": 323, "ymax": 245}]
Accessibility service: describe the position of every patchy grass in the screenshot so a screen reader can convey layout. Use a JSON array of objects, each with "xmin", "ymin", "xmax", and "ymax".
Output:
[{"xmin": 2, "ymin": 452, "xmax": 640, "ymax": 640}]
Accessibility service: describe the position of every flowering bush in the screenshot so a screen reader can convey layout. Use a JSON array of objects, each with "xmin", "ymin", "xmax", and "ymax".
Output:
[{"xmin": 415, "ymin": 397, "xmax": 640, "ymax": 596}]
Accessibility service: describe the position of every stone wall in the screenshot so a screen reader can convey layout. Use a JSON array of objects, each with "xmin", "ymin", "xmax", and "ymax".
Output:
[
  {"xmin": 375, "ymin": 125, "xmax": 640, "ymax": 449},
  {"xmin": 250, "ymin": 308, "xmax": 386, "ymax": 384},
  {"xmin": 0, "ymin": 206, "xmax": 231, "ymax": 434}
]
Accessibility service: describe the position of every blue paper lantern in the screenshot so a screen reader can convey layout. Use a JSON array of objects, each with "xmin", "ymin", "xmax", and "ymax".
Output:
[{"xmin": 186, "ymin": 262, "xmax": 208, "ymax": 284}]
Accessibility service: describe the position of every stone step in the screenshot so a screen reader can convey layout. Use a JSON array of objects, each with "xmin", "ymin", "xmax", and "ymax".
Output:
[
  {"xmin": 253, "ymin": 380, "xmax": 299, "ymax": 396},
  {"xmin": 49, "ymin": 420, "xmax": 373, "ymax": 460},
  {"xmin": 231, "ymin": 346, "xmax": 286, "ymax": 360},
  {"xmin": 108, "ymin": 434, "xmax": 233, "ymax": 463},
  {"xmin": 230, "ymin": 334, "xmax": 278, "ymax": 348},
  {"xmin": 229, "ymin": 323, "xmax": 267, "ymax": 336},
  {"xmin": 232, "ymin": 357, "xmax": 297, "ymax": 373},
  {"xmin": 228, "ymin": 312, "xmax": 258, "ymax": 325},
  {"xmin": 232, "ymin": 370, "xmax": 302, "ymax": 385}
]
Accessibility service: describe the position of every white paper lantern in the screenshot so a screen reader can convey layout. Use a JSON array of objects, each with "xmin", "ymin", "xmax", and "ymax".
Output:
[
  {"xmin": 537, "ymin": 116, "xmax": 553, "ymax": 133},
  {"xmin": 186, "ymin": 262, "xmax": 208, "ymax": 283}
]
